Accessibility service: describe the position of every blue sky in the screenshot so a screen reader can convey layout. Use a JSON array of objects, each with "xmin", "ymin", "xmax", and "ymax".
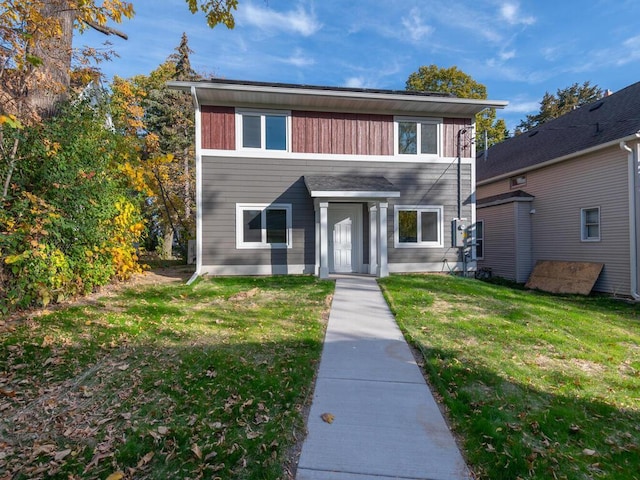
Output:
[{"xmin": 76, "ymin": 0, "xmax": 640, "ymax": 132}]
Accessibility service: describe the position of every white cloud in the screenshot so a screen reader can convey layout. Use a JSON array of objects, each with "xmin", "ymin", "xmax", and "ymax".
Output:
[
  {"xmin": 344, "ymin": 77, "xmax": 367, "ymax": 88},
  {"xmin": 401, "ymin": 8, "xmax": 433, "ymax": 43},
  {"xmin": 505, "ymin": 100, "xmax": 540, "ymax": 113},
  {"xmin": 278, "ymin": 48, "xmax": 315, "ymax": 67},
  {"xmin": 240, "ymin": 2, "xmax": 322, "ymax": 37},
  {"xmin": 499, "ymin": 49, "xmax": 516, "ymax": 61},
  {"xmin": 499, "ymin": 2, "xmax": 536, "ymax": 26}
]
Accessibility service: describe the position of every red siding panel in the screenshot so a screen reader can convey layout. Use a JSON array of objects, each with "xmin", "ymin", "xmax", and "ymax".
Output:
[
  {"xmin": 201, "ymin": 106, "xmax": 235, "ymax": 150},
  {"xmin": 443, "ymin": 118, "xmax": 472, "ymax": 158},
  {"xmin": 291, "ymin": 110, "xmax": 393, "ymax": 155}
]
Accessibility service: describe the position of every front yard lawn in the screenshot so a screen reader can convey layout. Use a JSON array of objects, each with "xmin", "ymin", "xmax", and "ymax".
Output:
[
  {"xmin": 379, "ymin": 274, "xmax": 640, "ymax": 480},
  {"xmin": 0, "ymin": 275, "xmax": 334, "ymax": 479}
]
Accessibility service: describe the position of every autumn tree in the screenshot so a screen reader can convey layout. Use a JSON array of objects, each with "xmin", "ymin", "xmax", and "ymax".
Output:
[
  {"xmin": 128, "ymin": 34, "xmax": 199, "ymax": 259},
  {"xmin": 406, "ymin": 65, "xmax": 508, "ymax": 150},
  {"xmin": 516, "ymin": 81, "xmax": 603, "ymax": 132}
]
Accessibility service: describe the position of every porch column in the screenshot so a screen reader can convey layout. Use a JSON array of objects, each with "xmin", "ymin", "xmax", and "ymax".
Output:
[
  {"xmin": 369, "ymin": 203, "xmax": 378, "ymax": 275},
  {"xmin": 377, "ymin": 202, "xmax": 389, "ymax": 278},
  {"xmin": 319, "ymin": 201, "xmax": 329, "ymax": 279}
]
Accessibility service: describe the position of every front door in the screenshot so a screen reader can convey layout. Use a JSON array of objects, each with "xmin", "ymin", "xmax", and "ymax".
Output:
[{"xmin": 329, "ymin": 205, "xmax": 361, "ymax": 273}]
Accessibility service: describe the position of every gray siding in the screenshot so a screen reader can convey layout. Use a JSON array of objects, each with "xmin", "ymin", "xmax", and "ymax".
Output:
[
  {"xmin": 477, "ymin": 203, "xmax": 517, "ymax": 280},
  {"xmin": 478, "ymin": 145, "xmax": 631, "ymax": 294},
  {"xmin": 202, "ymin": 155, "xmax": 471, "ymax": 270},
  {"xmin": 514, "ymin": 201, "xmax": 533, "ymax": 283}
]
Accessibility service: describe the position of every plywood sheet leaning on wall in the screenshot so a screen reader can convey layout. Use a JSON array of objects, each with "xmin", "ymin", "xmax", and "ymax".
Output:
[{"xmin": 525, "ymin": 261, "xmax": 604, "ymax": 295}]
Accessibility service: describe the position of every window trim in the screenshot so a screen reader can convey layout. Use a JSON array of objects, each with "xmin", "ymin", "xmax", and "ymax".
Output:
[
  {"xmin": 236, "ymin": 203, "xmax": 292, "ymax": 249},
  {"xmin": 510, "ymin": 174, "xmax": 527, "ymax": 188},
  {"xmin": 394, "ymin": 116, "xmax": 442, "ymax": 157},
  {"xmin": 475, "ymin": 220, "xmax": 484, "ymax": 260},
  {"xmin": 394, "ymin": 205, "xmax": 444, "ymax": 248},
  {"xmin": 581, "ymin": 206, "xmax": 601, "ymax": 242},
  {"xmin": 236, "ymin": 109, "xmax": 291, "ymax": 152}
]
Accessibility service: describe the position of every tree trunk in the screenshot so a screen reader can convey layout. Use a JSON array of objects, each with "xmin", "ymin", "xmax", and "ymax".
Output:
[
  {"xmin": 29, "ymin": 0, "xmax": 74, "ymax": 118},
  {"xmin": 162, "ymin": 228, "xmax": 174, "ymax": 260}
]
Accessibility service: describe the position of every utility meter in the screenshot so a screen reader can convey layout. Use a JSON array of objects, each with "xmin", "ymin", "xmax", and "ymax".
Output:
[{"xmin": 451, "ymin": 218, "xmax": 467, "ymax": 248}]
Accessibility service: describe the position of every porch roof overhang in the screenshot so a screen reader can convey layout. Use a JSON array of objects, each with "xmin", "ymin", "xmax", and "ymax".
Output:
[{"xmin": 304, "ymin": 175, "xmax": 401, "ymax": 199}]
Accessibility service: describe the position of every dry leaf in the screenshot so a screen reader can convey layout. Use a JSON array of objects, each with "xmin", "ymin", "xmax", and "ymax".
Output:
[
  {"xmin": 320, "ymin": 412, "xmax": 335, "ymax": 424},
  {"xmin": 0, "ymin": 389, "xmax": 16, "ymax": 398},
  {"xmin": 191, "ymin": 443, "xmax": 202, "ymax": 459},
  {"xmin": 137, "ymin": 451, "xmax": 154, "ymax": 467},
  {"xmin": 583, "ymin": 448, "xmax": 597, "ymax": 456},
  {"xmin": 105, "ymin": 472, "xmax": 124, "ymax": 480},
  {"xmin": 117, "ymin": 363, "xmax": 130, "ymax": 371},
  {"xmin": 157, "ymin": 426, "xmax": 169, "ymax": 435},
  {"xmin": 54, "ymin": 449, "xmax": 71, "ymax": 461}
]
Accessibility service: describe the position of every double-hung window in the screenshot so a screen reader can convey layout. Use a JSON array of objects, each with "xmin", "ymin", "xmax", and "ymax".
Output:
[
  {"xmin": 581, "ymin": 207, "xmax": 600, "ymax": 242},
  {"xmin": 238, "ymin": 110, "xmax": 289, "ymax": 151},
  {"xmin": 394, "ymin": 205, "xmax": 443, "ymax": 248},
  {"xmin": 236, "ymin": 204, "xmax": 292, "ymax": 248},
  {"xmin": 396, "ymin": 117, "xmax": 441, "ymax": 156}
]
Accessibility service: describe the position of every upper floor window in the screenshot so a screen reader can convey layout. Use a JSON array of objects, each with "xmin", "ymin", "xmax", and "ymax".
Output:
[
  {"xmin": 510, "ymin": 174, "xmax": 527, "ymax": 188},
  {"xmin": 581, "ymin": 207, "xmax": 600, "ymax": 242},
  {"xmin": 396, "ymin": 117, "xmax": 441, "ymax": 156},
  {"xmin": 238, "ymin": 110, "xmax": 289, "ymax": 151}
]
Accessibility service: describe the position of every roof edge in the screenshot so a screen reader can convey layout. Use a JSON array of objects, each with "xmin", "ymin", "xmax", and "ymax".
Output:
[
  {"xmin": 168, "ymin": 80, "xmax": 508, "ymax": 110},
  {"xmin": 478, "ymin": 132, "xmax": 640, "ymax": 185}
]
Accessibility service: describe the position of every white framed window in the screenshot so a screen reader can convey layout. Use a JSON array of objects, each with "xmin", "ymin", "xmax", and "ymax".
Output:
[
  {"xmin": 236, "ymin": 109, "xmax": 289, "ymax": 151},
  {"xmin": 394, "ymin": 205, "xmax": 443, "ymax": 248},
  {"xmin": 475, "ymin": 220, "xmax": 484, "ymax": 259},
  {"xmin": 581, "ymin": 207, "xmax": 600, "ymax": 242},
  {"xmin": 236, "ymin": 203, "xmax": 292, "ymax": 249},
  {"xmin": 395, "ymin": 117, "xmax": 442, "ymax": 156}
]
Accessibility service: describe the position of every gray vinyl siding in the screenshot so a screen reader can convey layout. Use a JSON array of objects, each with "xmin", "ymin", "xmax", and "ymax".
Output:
[
  {"xmin": 514, "ymin": 201, "xmax": 533, "ymax": 283},
  {"xmin": 478, "ymin": 145, "xmax": 631, "ymax": 294},
  {"xmin": 201, "ymin": 155, "xmax": 471, "ymax": 269},
  {"xmin": 477, "ymin": 203, "xmax": 517, "ymax": 280}
]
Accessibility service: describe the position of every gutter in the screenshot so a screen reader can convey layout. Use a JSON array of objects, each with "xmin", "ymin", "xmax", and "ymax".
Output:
[
  {"xmin": 479, "ymin": 133, "xmax": 640, "ymax": 186},
  {"xmin": 187, "ymin": 86, "xmax": 203, "ymax": 285},
  {"xmin": 621, "ymin": 136, "xmax": 640, "ymax": 300}
]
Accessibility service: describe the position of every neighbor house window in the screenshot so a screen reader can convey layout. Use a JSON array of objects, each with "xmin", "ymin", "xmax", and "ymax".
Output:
[
  {"xmin": 581, "ymin": 207, "xmax": 600, "ymax": 242},
  {"xmin": 236, "ymin": 204, "xmax": 292, "ymax": 248},
  {"xmin": 238, "ymin": 110, "xmax": 289, "ymax": 151},
  {"xmin": 510, "ymin": 174, "xmax": 527, "ymax": 188},
  {"xmin": 475, "ymin": 220, "xmax": 484, "ymax": 259},
  {"xmin": 394, "ymin": 205, "xmax": 443, "ymax": 248},
  {"xmin": 396, "ymin": 117, "xmax": 440, "ymax": 155}
]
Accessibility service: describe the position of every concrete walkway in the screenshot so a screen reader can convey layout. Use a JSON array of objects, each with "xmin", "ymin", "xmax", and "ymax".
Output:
[{"xmin": 296, "ymin": 276, "xmax": 471, "ymax": 480}]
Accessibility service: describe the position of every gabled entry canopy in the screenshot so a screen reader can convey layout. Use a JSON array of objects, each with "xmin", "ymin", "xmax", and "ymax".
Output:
[
  {"xmin": 304, "ymin": 175, "xmax": 399, "ymax": 279},
  {"xmin": 304, "ymin": 175, "xmax": 400, "ymax": 199}
]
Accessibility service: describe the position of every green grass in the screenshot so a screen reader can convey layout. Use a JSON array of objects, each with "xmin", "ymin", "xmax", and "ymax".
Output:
[
  {"xmin": 0, "ymin": 275, "xmax": 334, "ymax": 479},
  {"xmin": 379, "ymin": 274, "xmax": 640, "ymax": 480}
]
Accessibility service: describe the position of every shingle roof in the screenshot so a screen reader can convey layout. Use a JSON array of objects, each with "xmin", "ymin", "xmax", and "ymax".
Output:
[
  {"xmin": 304, "ymin": 175, "xmax": 400, "ymax": 197},
  {"xmin": 477, "ymin": 81, "xmax": 640, "ymax": 182},
  {"xmin": 477, "ymin": 189, "xmax": 535, "ymax": 207}
]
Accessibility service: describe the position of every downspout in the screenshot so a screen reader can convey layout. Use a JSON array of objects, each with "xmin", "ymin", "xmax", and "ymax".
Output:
[
  {"xmin": 187, "ymin": 85, "xmax": 202, "ymax": 285},
  {"xmin": 620, "ymin": 136, "xmax": 640, "ymax": 300}
]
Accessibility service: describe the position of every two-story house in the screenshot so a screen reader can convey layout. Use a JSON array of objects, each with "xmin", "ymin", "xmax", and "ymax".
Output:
[
  {"xmin": 168, "ymin": 79, "xmax": 507, "ymax": 281},
  {"xmin": 476, "ymin": 81, "xmax": 640, "ymax": 297}
]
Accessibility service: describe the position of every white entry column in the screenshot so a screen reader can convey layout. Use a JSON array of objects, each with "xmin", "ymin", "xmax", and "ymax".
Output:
[
  {"xmin": 319, "ymin": 201, "xmax": 329, "ymax": 279},
  {"xmin": 369, "ymin": 203, "xmax": 378, "ymax": 275},
  {"xmin": 377, "ymin": 202, "xmax": 389, "ymax": 277}
]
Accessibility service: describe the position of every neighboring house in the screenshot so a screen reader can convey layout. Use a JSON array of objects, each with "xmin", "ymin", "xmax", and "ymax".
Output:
[
  {"xmin": 168, "ymin": 79, "xmax": 506, "ymax": 280},
  {"xmin": 476, "ymin": 81, "xmax": 640, "ymax": 298}
]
